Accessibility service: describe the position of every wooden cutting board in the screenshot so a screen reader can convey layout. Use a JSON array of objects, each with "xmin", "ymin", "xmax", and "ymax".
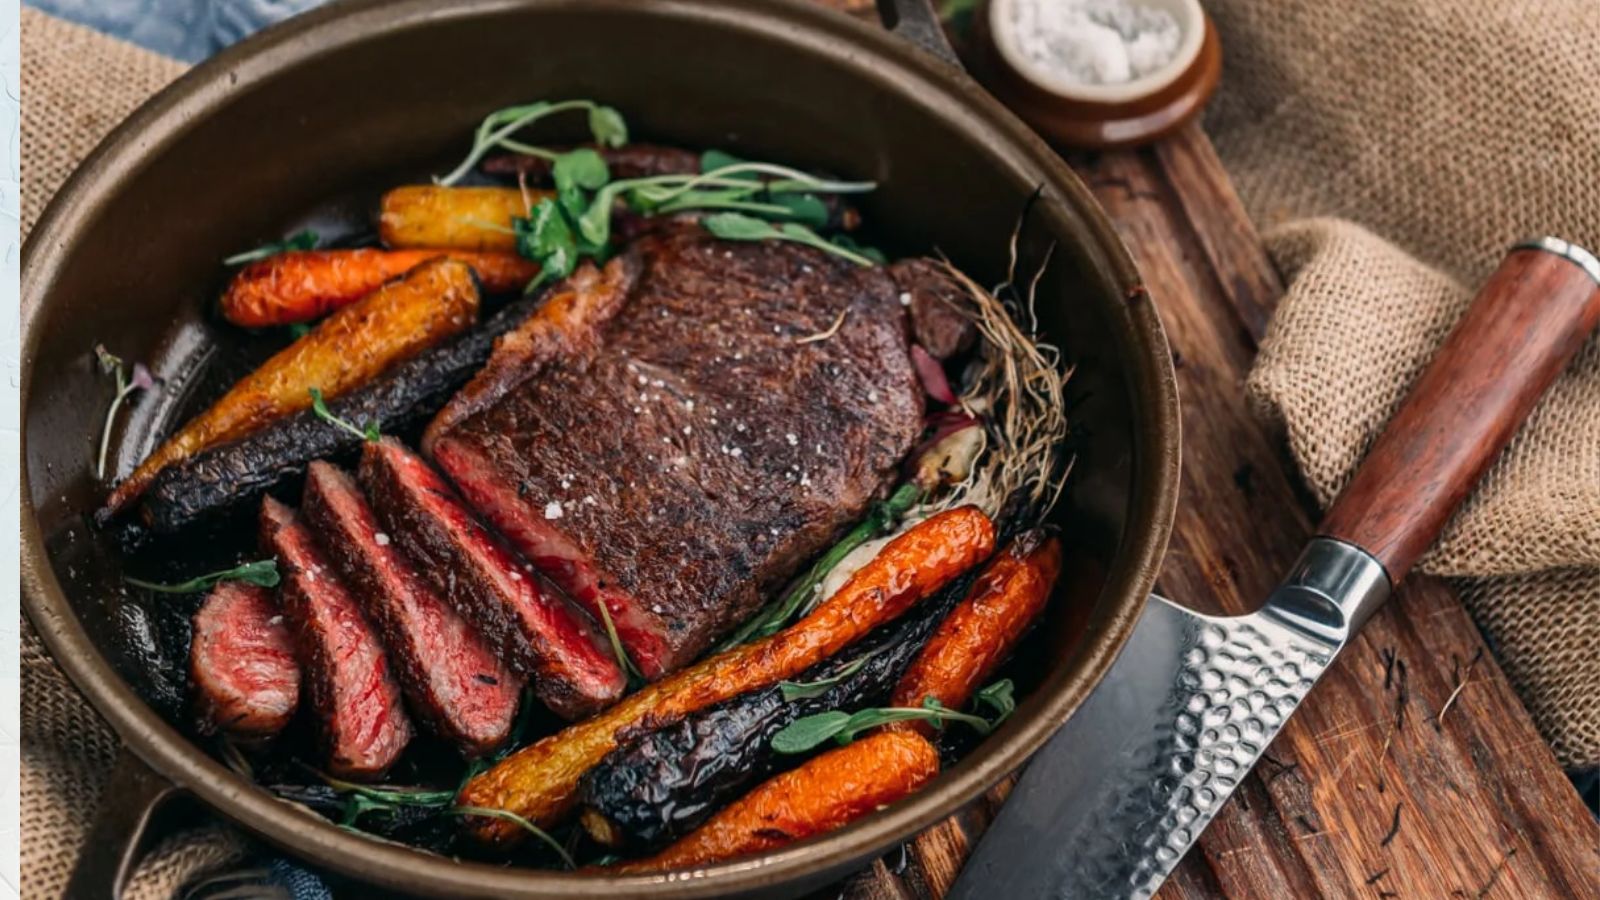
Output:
[{"xmin": 829, "ymin": 124, "xmax": 1600, "ymax": 899}]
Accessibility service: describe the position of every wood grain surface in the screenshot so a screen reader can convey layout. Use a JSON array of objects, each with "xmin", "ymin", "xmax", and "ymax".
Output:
[{"xmin": 829, "ymin": 124, "xmax": 1600, "ymax": 899}]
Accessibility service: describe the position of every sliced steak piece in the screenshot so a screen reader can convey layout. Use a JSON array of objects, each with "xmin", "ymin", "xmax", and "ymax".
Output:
[
  {"xmin": 889, "ymin": 258, "xmax": 976, "ymax": 361},
  {"xmin": 302, "ymin": 461, "xmax": 522, "ymax": 755},
  {"xmin": 260, "ymin": 497, "xmax": 411, "ymax": 779},
  {"xmin": 190, "ymin": 581, "xmax": 300, "ymax": 740},
  {"xmin": 431, "ymin": 227, "xmax": 925, "ymax": 676},
  {"xmin": 359, "ymin": 437, "xmax": 624, "ymax": 719}
]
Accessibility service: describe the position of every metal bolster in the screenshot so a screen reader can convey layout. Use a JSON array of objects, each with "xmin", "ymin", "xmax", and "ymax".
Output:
[
  {"xmin": 1258, "ymin": 537, "xmax": 1392, "ymax": 647},
  {"xmin": 1512, "ymin": 236, "xmax": 1600, "ymax": 286}
]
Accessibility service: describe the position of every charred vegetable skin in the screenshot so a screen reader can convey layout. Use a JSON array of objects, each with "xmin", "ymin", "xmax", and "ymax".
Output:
[
  {"xmin": 139, "ymin": 292, "xmax": 542, "ymax": 533},
  {"xmin": 618, "ymin": 730, "xmax": 940, "ymax": 872},
  {"xmin": 577, "ymin": 568, "xmax": 977, "ymax": 850},
  {"xmin": 456, "ymin": 506, "xmax": 995, "ymax": 843},
  {"xmin": 221, "ymin": 249, "xmax": 537, "ymax": 327},
  {"xmin": 104, "ymin": 258, "xmax": 480, "ymax": 517}
]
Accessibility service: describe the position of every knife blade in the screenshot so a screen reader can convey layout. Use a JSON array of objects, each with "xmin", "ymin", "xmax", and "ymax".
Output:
[
  {"xmin": 950, "ymin": 237, "xmax": 1600, "ymax": 899},
  {"xmin": 950, "ymin": 538, "xmax": 1386, "ymax": 899}
]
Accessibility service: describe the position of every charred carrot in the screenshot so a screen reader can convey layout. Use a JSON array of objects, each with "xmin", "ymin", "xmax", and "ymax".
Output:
[
  {"xmin": 617, "ymin": 729, "xmax": 939, "ymax": 872},
  {"xmin": 888, "ymin": 531, "xmax": 1062, "ymax": 734},
  {"xmin": 220, "ymin": 249, "xmax": 537, "ymax": 327},
  {"xmin": 379, "ymin": 185, "xmax": 552, "ymax": 253},
  {"xmin": 103, "ymin": 258, "xmax": 479, "ymax": 516},
  {"xmin": 456, "ymin": 506, "xmax": 995, "ymax": 843}
]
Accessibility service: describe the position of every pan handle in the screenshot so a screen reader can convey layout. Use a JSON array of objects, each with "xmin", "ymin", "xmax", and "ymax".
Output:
[
  {"xmin": 874, "ymin": 0, "xmax": 961, "ymax": 66},
  {"xmin": 64, "ymin": 747, "xmax": 182, "ymax": 900}
]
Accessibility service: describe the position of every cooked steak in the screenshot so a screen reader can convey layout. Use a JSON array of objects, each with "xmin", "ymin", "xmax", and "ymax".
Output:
[
  {"xmin": 359, "ymin": 438, "xmax": 624, "ymax": 719},
  {"xmin": 261, "ymin": 497, "xmax": 411, "ymax": 779},
  {"xmin": 302, "ymin": 461, "xmax": 522, "ymax": 756},
  {"xmin": 429, "ymin": 227, "xmax": 926, "ymax": 676},
  {"xmin": 889, "ymin": 258, "xmax": 977, "ymax": 360},
  {"xmin": 190, "ymin": 581, "xmax": 300, "ymax": 739}
]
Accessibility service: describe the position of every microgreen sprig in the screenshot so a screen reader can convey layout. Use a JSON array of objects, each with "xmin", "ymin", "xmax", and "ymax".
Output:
[
  {"xmin": 308, "ymin": 387, "xmax": 380, "ymax": 442},
  {"xmin": 770, "ymin": 693, "xmax": 1002, "ymax": 754},
  {"xmin": 437, "ymin": 100, "xmax": 628, "ymax": 187},
  {"xmin": 224, "ymin": 229, "xmax": 319, "ymax": 265},
  {"xmin": 702, "ymin": 213, "xmax": 877, "ymax": 266},
  {"xmin": 93, "ymin": 345, "xmax": 156, "ymax": 481},
  {"xmin": 124, "ymin": 559, "xmax": 280, "ymax": 594},
  {"xmin": 592, "ymin": 598, "xmax": 645, "ymax": 687}
]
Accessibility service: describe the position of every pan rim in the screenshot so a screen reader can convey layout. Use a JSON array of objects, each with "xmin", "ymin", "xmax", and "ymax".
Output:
[{"xmin": 19, "ymin": 0, "xmax": 1181, "ymax": 895}]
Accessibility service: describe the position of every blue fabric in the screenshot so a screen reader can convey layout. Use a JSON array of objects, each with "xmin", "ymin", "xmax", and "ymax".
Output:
[{"xmin": 24, "ymin": 0, "xmax": 328, "ymax": 62}]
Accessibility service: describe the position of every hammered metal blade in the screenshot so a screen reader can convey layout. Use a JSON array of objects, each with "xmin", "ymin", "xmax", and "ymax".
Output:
[{"xmin": 949, "ymin": 538, "xmax": 1389, "ymax": 900}]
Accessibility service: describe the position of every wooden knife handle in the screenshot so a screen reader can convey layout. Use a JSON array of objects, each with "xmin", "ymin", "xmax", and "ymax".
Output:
[{"xmin": 1319, "ymin": 238, "xmax": 1600, "ymax": 582}]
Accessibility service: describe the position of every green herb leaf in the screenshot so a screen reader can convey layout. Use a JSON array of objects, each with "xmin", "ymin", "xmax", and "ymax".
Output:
[
  {"xmin": 699, "ymin": 149, "xmax": 759, "ymax": 179},
  {"xmin": 587, "ymin": 105, "xmax": 629, "ymax": 148},
  {"xmin": 224, "ymin": 229, "xmax": 319, "ymax": 265},
  {"xmin": 552, "ymin": 148, "xmax": 612, "ymax": 217},
  {"xmin": 286, "ymin": 322, "xmax": 313, "ymax": 339},
  {"xmin": 828, "ymin": 233, "xmax": 888, "ymax": 265},
  {"xmin": 125, "ymin": 559, "xmax": 280, "ymax": 594},
  {"xmin": 779, "ymin": 649, "xmax": 881, "ymax": 702},
  {"xmin": 308, "ymin": 387, "xmax": 380, "ymax": 442},
  {"xmin": 704, "ymin": 213, "xmax": 877, "ymax": 266},
  {"xmin": 973, "ymin": 678, "xmax": 1016, "ymax": 723},
  {"xmin": 771, "ymin": 698, "xmax": 996, "ymax": 755},
  {"xmin": 770, "ymin": 710, "xmax": 854, "ymax": 753},
  {"xmin": 769, "ymin": 192, "xmax": 831, "ymax": 227},
  {"xmin": 592, "ymin": 596, "xmax": 644, "ymax": 687}
]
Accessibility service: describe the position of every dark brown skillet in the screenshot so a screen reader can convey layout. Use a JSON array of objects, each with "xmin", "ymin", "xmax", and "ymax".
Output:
[{"xmin": 19, "ymin": 0, "xmax": 1182, "ymax": 895}]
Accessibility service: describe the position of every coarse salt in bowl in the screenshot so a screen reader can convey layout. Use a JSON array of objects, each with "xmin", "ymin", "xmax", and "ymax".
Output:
[{"xmin": 989, "ymin": 0, "xmax": 1207, "ymax": 104}]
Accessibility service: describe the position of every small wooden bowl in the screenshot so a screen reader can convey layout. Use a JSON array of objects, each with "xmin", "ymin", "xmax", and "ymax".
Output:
[{"xmin": 972, "ymin": 0, "xmax": 1222, "ymax": 150}]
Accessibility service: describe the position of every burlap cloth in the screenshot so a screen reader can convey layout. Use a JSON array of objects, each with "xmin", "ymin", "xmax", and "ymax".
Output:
[{"xmin": 19, "ymin": 1, "xmax": 1599, "ymax": 896}]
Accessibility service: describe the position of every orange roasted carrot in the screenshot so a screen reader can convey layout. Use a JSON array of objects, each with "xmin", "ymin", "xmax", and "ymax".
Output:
[
  {"xmin": 457, "ymin": 506, "xmax": 996, "ymax": 843},
  {"xmin": 888, "ymin": 531, "xmax": 1062, "ymax": 735},
  {"xmin": 617, "ymin": 729, "xmax": 940, "ymax": 872},
  {"xmin": 103, "ymin": 259, "xmax": 479, "ymax": 516},
  {"xmin": 220, "ymin": 249, "xmax": 537, "ymax": 327},
  {"xmin": 379, "ymin": 185, "xmax": 553, "ymax": 253}
]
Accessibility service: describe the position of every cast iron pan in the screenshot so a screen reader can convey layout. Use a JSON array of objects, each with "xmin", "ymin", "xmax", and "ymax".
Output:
[{"xmin": 20, "ymin": 0, "xmax": 1181, "ymax": 895}]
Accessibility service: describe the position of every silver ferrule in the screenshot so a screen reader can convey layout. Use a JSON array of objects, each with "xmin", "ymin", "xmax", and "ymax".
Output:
[
  {"xmin": 1258, "ymin": 537, "xmax": 1392, "ymax": 646},
  {"xmin": 1512, "ymin": 236, "xmax": 1600, "ymax": 286}
]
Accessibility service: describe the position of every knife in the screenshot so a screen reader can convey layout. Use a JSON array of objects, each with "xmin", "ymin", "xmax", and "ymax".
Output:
[{"xmin": 949, "ymin": 237, "xmax": 1600, "ymax": 900}]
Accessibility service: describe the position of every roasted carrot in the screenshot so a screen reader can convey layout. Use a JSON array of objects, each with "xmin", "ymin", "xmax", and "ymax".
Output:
[
  {"xmin": 379, "ymin": 185, "xmax": 553, "ymax": 253},
  {"xmin": 103, "ymin": 258, "xmax": 479, "ymax": 516},
  {"xmin": 220, "ymin": 249, "xmax": 537, "ymax": 327},
  {"xmin": 456, "ymin": 506, "xmax": 996, "ymax": 843},
  {"xmin": 617, "ymin": 729, "xmax": 939, "ymax": 872},
  {"xmin": 888, "ymin": 531, "xmax": 1062, "ymax": 734}
]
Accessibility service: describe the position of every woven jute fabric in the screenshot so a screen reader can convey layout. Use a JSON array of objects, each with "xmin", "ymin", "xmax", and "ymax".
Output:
[
  {"xmin": 18, "ymin": 0, "xmax": 1600, "ymax": 896},
  {"xmin": 1206, "ymin": 0, "xmax": 1600, "ymax": 767},
  {"xmin": 21, "ymin": 11, "xmax": 247, "ymax": 899}
]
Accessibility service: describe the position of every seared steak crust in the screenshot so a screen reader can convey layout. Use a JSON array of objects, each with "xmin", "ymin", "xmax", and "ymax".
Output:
[
  {"xmin": 260, "ymin": 497, "xmax": 411, "ymax": 779},
  {"xmin": 432, "ymin": 227, "xmax": 924, "ymax": 675},
  {"xmin": 302, "ymin": 461, "xmax": 521, "ymax": 757},
  {"xmin": 360, "ymin": 438, "xmax": 624, "ymax": 719}
]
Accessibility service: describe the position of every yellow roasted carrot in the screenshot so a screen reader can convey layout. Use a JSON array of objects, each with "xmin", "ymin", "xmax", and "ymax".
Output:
[
  {"xmin": 457, "ymin": 506, "xmax": 996, "ymax": 844},
  {"xmin": 379, "ymin": 185, "xmax": 553, "ymax": 253},
  {"xmin": 103, "ymin": 258, "xmax": 479, "ymax": 515}
]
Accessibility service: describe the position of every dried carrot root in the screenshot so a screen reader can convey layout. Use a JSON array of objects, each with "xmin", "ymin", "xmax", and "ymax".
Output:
[
  {"xmin": 617, "ymin": 729, "xmax": 939, "ymax": 872},
  {"xmin": 221, "ymin": 249, "xmax": 537, "ymax": 327},
  {"xmin": 103, "ymin": 258, "xmax": 479, "ymax": 516},
  {"xmin": 456, "ymin": 506, "xmax": 996, "ymax": 843},
  {"xmin": 379, "ymin": 185, "xmax": 552, "ymax": 253},
  {"xmin": 889, "ymin": 530, "xmax": 1062, "ymax": 734}
]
